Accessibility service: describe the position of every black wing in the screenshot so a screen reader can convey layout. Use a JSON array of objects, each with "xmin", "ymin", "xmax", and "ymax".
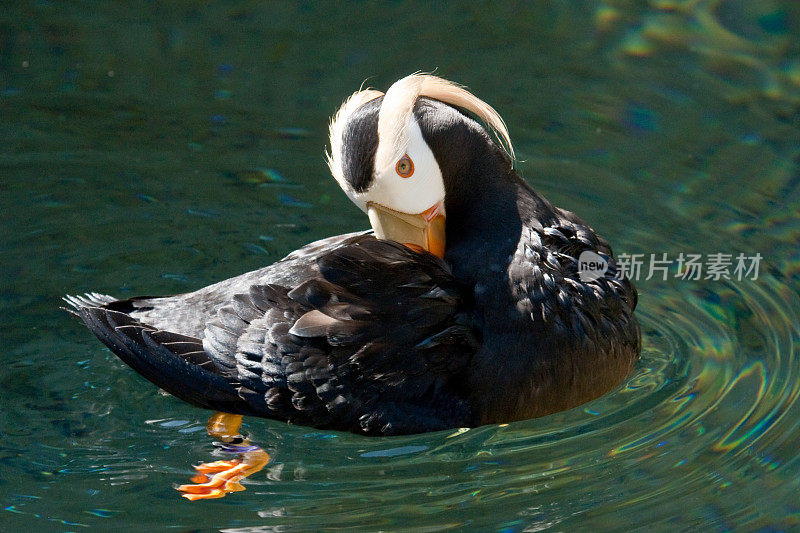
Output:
[
  {"xmin": 65, "ymin": 297, "xmax": 249, "ymax": 413},
  {"xmin": 66, "ymin": 234, "xmax": 478, "ymax": 435}
]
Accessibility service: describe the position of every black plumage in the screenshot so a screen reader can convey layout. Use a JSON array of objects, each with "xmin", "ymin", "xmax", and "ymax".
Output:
[
  {"xmin": 67, "ymin": 236, "xmax": 476, "ymax": 435},
  {"xmin": 65, "ymin": 81, "xmax": 640, "ymax": 436}
]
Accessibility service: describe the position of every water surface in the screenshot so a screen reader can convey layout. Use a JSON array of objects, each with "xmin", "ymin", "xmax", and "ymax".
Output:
[{"xmin": 2, "ymin": 1, "xmax": 800, "ymax": 530}]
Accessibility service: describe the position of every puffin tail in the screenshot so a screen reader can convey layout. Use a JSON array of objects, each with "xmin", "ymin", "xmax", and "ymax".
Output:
[{"xmin": 63, "ymin": 294, "xmax": 248, "ymax": 414}]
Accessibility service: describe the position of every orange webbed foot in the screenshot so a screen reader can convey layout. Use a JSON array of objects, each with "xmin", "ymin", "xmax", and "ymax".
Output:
[
  {"xmin": 186, "ymin": 459, "xmax": 241, "ymax": 485},
  {"xmin": 177, "ymin": 448, "xmax": 270, "ymax": 500},
  {"xmin": 177, "ymin": 412, "xmax": 270, "ymax": 501}
]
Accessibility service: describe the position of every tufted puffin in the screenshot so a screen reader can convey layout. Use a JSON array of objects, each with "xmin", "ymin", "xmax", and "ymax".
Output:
[{"xmin": 65, "ymin": 74, "xmax": 640, "ymax": 499}]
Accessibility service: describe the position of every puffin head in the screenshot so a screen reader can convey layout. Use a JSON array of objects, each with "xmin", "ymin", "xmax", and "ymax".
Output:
[{"xmin": 326, "ymin": 74, "xmax": 515, "ymax": 259}]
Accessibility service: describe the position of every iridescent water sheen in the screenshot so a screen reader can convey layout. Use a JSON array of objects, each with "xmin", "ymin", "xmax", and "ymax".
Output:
[{"xmin": 2, "ymin": 1, "xmax": 799, "ymax": 530}]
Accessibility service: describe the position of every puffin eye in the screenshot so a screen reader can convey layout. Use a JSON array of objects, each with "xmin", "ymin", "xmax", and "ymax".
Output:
[{"xmin": 395, "ymin": 155, "xmax": 414, "ymax": 178}]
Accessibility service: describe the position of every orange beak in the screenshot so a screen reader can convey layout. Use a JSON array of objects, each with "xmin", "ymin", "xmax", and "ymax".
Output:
[{"xmin": 367, "ymin": 201, "xmax": 446, "ymax": 259}]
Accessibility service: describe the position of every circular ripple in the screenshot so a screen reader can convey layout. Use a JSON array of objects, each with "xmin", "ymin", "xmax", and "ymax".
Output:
[{"xmin": 194, "ymin": 270, "xmax": 798, "ymax": 531}]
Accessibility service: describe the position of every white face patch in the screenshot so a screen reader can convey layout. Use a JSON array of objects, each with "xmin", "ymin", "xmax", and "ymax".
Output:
[
  {"xmin": 327, "ymin": 73, "xmax": 514, "ymax": 217},
  {"xmin": 351, "ymin": 118, "xmax": 445, "ymax": 215}
]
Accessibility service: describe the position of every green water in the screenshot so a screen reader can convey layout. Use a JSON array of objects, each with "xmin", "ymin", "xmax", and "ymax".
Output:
[{"xmin": 3, "ymin": 1, "xmax": 800, "ymax": 530}]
